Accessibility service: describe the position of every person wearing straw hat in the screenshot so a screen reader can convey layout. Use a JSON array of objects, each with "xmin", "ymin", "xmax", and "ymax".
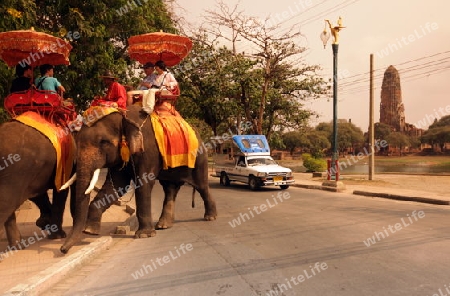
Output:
[{"xmin": 97, "ymin": 70, "xmax": 127, "ymax": 109}]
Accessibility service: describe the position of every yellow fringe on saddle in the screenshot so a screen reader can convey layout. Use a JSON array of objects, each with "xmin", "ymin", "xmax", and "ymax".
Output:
[{"xmin": 120, "ymin": 135, "xmax": 130, "ymax": 168}]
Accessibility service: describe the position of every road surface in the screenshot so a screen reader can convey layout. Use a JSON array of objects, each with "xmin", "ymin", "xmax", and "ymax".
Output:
[{"xmin": 47, "ymin": 179, "xmax": 450, "ymax": 296}]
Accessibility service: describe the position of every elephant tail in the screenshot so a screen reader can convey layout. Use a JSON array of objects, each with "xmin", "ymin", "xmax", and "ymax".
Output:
[{"xmin": 191, "ymin": 186, "xmax": 196, "ymax": 208}]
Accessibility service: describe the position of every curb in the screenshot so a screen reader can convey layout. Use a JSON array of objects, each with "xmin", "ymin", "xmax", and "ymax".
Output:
[
  {"xmin": 292, "ymin": 182, "xmax": 449, "ymax": 206},
  {"xmin": 352, "ymin": 190, "xmax": 450, "ymax": 206},
  {"xmin": 4, "ymin": 236, "xmax": 113, "ymax": 296},
  {"xmin": 292, "ymin": 184, "xmax": 342, "ymax": 192}
]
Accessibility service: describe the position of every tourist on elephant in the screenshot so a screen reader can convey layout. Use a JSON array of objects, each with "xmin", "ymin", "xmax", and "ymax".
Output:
[
  {"xmin": 35, "ymin": 64, "xmax": 66, "ymax": 96},
  {"xmin": 139, "ymin": 62, "xmax": 157, "ymax": 90},
  {"xmin": 10, "ymin": 63, "xmax": 32, "ymax": 93},
  {"xmin": 126, "ymin": 62, "xmax": 157, "ymax": 106},
  {"xmin": 141, "ymin": 60, "xmax": 178, "ymax": 114},
  {"xmin": 96, "ymin": 70, "xmax": 127, "ymax": 109}
]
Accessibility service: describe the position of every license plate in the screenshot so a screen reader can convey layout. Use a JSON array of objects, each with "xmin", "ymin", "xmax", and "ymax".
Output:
[{"xmin": 273, "ymin": 176, "xmax": 283, "ymax": 182}]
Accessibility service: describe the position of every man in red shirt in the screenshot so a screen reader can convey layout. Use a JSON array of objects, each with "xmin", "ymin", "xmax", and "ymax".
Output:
[{"xmin": 95, "ymin": 71, "xmax": 127, "ymax": 109}]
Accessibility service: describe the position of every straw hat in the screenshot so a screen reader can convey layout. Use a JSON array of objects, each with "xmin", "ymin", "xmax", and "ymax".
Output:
[{"xmin": 100, "ymin": 70, "xmax": 118, "ymax": 80}]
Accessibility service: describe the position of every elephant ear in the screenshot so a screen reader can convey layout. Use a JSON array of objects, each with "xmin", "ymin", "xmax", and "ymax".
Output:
[{"xmin": 122, "ymin": 117, "xmax": 144, "ymax": 154}]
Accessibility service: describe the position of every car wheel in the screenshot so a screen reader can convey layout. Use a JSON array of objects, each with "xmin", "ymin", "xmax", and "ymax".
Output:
[
  {"xmin": 220, "ymin": 173, "xmax": 230, "ymax": 186},
  {"xmin": 280, "ymin": 185, "xmax": 289, "ymax": 190},
  {"xmin": 248, "ymin": 176, "xmax": 260, "ymax": 191}
]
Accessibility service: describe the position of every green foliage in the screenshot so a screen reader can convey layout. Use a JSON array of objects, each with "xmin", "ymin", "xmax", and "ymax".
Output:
[
  {"xmin": 268, "ymin": 131, "xmax": 285, "ymax": 150},
  {"xmin": 315, "ymin": 121, "xmax": 364, "ymax": 152},
  {"xmin": 386, "ymin": 132, "xmax": 410, "ymax": 149},
  {"xmin": 0, "ymin": 0, "xmax": 176, "ymax": 117},
  {"xmin": 301, "ymin": 153, "xmax": 326, "ymax": 172},
  {"xmin": 175, "ymin": 6, "xmax": 327, "ymax": 140},
  {"xmin": 307, "ymin": 130, "xmax": 330, "ymax": 158},
  {"xmin": 421, "ymin": 115, "xmax": 450, "ymax": 151},
  {"xmin": 374, "ymin": 122, "xmax": 392, "ymax": 140},
  {"xmin": 282, "ymin": 131, "xmax": 309, "ymax": 155}
]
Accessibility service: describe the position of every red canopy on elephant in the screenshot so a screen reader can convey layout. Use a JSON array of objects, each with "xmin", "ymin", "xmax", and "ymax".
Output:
[
  {"xmin": 0, "ymin": 27, "xmax": 72, "ymax": 67},
  {"xmin": 127, "ymin": 31, "xmax": 192, "ymax": 67}
]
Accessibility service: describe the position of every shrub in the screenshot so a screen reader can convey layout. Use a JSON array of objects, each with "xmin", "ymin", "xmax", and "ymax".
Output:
[{"xmin": 302, "ymin": 153, "xmax": 327, "ymax": 172}]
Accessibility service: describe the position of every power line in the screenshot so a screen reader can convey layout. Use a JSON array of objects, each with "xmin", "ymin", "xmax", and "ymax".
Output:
[
  {"xmin": 336, "ymin": 50, "xmax": 450, "ymax": 94},
  {"xmin": 237, "ymin": 0, "xmax": 361, "ymax": 55}
]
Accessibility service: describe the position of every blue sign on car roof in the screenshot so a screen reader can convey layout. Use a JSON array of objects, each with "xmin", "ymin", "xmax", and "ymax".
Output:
[{"xmin": 232, "ymin": 135, "xmax": 270, "ymax": 154}]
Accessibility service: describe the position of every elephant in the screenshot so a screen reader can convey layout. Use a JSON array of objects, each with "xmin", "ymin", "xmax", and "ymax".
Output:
[
  {"xmin": 0, "ymin": 119, "xmax": 75, "ymax": 248},
  {"xmin": 60, "ymin": 104, "xmax": 217, "ymax": 253}
]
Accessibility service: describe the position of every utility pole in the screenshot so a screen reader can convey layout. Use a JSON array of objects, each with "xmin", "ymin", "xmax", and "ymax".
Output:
[{"xmin": 369, "ymin": 54, "xmax": 375, "ymax": 180}]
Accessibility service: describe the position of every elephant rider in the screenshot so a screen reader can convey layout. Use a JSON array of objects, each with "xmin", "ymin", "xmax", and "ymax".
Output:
[
  {"xmin": 10, "ymin": 63, "xmax": 32, "ymax": 93},
  {"xmin": 141, "ymin": 60, "xmax": 178, "ymax": 114},
  {"xmin": 126, "ymin": 62, "xmax": 157, "ymax": 106},
  {"xmin": 92, "ymin": 70, "xmax": 127, "ymax": 109},
  {"xmin": 35, "ymin": 64, "xmax": 66, "ymax": 97}
]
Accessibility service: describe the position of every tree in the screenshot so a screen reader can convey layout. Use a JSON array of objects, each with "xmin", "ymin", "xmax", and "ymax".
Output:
[
  {"xmin": 420, "ymin": 115, "xmax": 450, "ymax": 152},
  {"xmin": 422, "ymin": 126, "xmax": 450, "ymax": 152},
  {"xmin": 182, "ymin": 1, "xmax": 327, "ymax": 140},
  {"xmin": 282, "ymin": 131, "xmax": 310, "ymax": 155},
  {"xmin": 0, "ymin": 1, "xmax": 38, "ymax": 122},
  {"xmin": 374, "ymin": 122, "xmax": 392, "ymax": 141},
  {"xmin": 387, "ymin": 132, "xmax": 410, "ymax": 155},
  {"xmin": 0, "ymin": 0, "xmax": 176, "ymax": 117},
  {"xmin": 307, "ymin": 130, "xmax": 330, "ymax": 158},
  {"xmin": 315, "ymin": 121, "xmax": 364, "ymax": 154}
]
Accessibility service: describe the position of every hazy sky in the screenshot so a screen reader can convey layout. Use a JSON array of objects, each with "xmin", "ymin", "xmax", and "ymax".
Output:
[{"xmin": 173, "ymin": 0, "xmax": 449, "ymax": 131}]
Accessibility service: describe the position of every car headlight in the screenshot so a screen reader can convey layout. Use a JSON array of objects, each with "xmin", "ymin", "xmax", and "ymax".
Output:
[
  {"xmin": 256, "ymin": 172, "xmax": 266, "ymax": 177},
  {"xmin": 285, "ymin": 171, "xmax": 292, "ymax": 177}
]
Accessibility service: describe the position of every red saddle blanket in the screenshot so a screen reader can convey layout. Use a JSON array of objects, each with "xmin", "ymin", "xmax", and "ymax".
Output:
[
  {"xmin": 150, "ymin": 107, "xmax": 199, "ymax": 169},
  {"xmin": 14, "ymin": 111, "xmax": 76, "ymax": 191},
  {"xmin": 4, "ymin": 89, "xmax": 76, "ymax": 124}
]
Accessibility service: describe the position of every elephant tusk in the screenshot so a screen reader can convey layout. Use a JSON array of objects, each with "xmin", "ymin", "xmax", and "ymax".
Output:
[
  {"xmin": 60, "ymin": 173, "xmax": 77, "ymax": 190},
  {"xmin": 85, "ymin": 168, "xmax": 101, "ymax": 195}
]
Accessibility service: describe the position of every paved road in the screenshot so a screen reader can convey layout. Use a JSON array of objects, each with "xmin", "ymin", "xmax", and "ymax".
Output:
[{"xmin": 46, "ymin": 179, "xmax": 450, "ymax": 296}]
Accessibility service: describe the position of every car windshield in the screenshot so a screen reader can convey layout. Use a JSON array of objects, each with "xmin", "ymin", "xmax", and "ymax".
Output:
[{"xmin": 247, "ymin": 158, "xmax": 277, "ymax": 165}]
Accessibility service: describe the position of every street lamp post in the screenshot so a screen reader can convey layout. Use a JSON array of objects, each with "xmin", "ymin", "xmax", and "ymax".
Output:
[{"xmin": 320, "ymin": 17, "xmax": 345, "ymax": 182}]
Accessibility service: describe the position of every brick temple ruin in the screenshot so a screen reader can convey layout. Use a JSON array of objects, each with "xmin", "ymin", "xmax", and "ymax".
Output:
[{"xmin": 379, "ymin": 65, "xmax": 423, "ymax": 138}]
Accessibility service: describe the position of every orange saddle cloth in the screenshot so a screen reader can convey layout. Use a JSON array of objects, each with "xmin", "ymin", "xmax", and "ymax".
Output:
[
  {"xmin": 14, "ymin": 111, "xmax": 76, "ymax": 191},
  {"xmin": 150, "ymin": 107, "xmax": 198, "ymax": 169}
]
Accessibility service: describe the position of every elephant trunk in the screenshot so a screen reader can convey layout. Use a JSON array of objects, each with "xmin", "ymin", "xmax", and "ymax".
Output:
[{"xmin": 61, "ymin": 161, "xmax": 101, "ymax": 254}]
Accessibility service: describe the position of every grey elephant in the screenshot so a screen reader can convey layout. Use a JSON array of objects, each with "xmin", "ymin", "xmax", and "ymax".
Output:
[
  {"xmin": 0, "ymin": 118, "xmax": 75, "ymax": 248},
  {"xmin": 60, "ymin": 104, "xmax": 217, "ymax": 253}
]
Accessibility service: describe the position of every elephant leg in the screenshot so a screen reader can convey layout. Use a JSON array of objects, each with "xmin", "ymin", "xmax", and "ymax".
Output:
[
  {"xmin": 4, "ymin": 212, "xmax": 21, "ymax": 247},
  {"xmin": 134, "ymin": 173, "xmax": 156, "ymax": 239},
  {"xmin": 156, "ymin": 180, "xmax": 183, "ymax": 229},
  {"xmin": 195, "ymin": 184, "xmax": 218, "ymax": 221},
  {"xmin": 47, "ymin": 188, "xmax": 69, "ymax": 239},
  {"xmin": 29, "ymin": 193, "xmax": 52, "ymax": 229},
  {"xmin": 85, "ymin": 169, "xmax": 129, "ymax": 235}
]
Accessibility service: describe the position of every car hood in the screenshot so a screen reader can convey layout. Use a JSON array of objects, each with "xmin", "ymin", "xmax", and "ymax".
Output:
[{"xmin": 248, "ymin": 164, "xmax": 292, "ymax": 173}]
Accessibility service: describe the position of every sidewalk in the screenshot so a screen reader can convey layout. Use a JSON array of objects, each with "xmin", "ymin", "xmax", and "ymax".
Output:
[
  {"xmin": 291, "ymin": 172, "xmax": 450, "ymax": 205},
  {"xmin": 0, "ymin": 169, "xmax": 136, "ymax": 295},
  {"xmin": 0, "ymin": 172, "xmax": 449, "ymax": 295}
]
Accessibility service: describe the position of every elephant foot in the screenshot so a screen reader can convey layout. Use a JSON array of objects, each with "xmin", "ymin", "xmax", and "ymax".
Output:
[
  {"xmin": 134, "ymin": 228, "xmax": 156, "ymax": 238},
  {"xmin": 8, "ymin": 239, "xmax": 23, "ymax": 250},
  {"xmin": 35, "ymin": 215, "xmax": 52, "ymax": 229},
  {"xmin": 48, "ymin": 229, "xmax": 67, "ymax": 239},
  {"xmin": 204, "ymin": 211, "xmax": 217, "ymax": 221},
  {"xmin": 83, "ymin": 221, "xmax": 101, "ymax": 235},
  {"xmin": 156, "ymin": 219, "xmax": 174, "ymax": 230}
]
